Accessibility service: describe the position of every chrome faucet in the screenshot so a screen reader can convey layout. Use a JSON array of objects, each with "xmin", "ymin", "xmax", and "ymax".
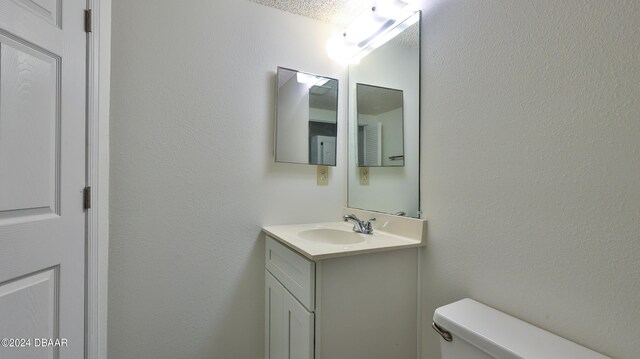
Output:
[{"xmin": 343, "ymin": 214, "xmax": 375, "ymax": 235}]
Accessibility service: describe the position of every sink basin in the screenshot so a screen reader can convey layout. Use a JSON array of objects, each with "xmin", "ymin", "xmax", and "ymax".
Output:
[
  {"xmin": 298, "ymin": 228, "xmax": 366, "ymax": 245},
  {"xmin": 263, "ymin": 218, "xmax": 426, "ymax": 260}
]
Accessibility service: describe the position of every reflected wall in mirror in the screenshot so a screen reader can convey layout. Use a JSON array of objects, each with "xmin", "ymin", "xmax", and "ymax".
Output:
[
  {"xmin": 357, "ymin": 83, "xmax": 404, "ymax": 167},
  {"xmin": 348, "ymin": 11, "xmax": 421, "ymax": 218},
  {"xmin": 275, "ymin": 67, "xmax": 339, "ymax": 166}
]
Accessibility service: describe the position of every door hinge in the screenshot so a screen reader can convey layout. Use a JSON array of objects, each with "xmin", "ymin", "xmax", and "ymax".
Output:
[
  {"xmin": 83, "ymin": 186, "xmax": 91, "ymax": 210},
  {"xmin": 84, "ymin": 9, "xmax": 92, "ymax": 33}
]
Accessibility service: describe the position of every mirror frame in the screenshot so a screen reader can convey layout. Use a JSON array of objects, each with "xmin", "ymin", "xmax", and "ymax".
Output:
[{"xmin": 274, "ymin": 66, "xmax": 339, "ymax": 166}]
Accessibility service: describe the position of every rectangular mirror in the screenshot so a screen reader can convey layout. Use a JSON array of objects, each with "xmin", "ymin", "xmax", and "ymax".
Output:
[
  {"xmin": 357, "ymin": 83, "xmax": 404, "ymax": 167},
  {"xmin": 348, "ymin": 11, "xmax": 421, "ymax": 217},
  {"xmin": 275, "ymin": 67, "xmax": 339, "ymax": 166}
]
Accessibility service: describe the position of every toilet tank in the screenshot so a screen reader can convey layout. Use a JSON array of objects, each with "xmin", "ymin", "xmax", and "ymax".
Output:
[{"xmin": 433, "ymin": 298, "xmax": 610, "ymax": 359}]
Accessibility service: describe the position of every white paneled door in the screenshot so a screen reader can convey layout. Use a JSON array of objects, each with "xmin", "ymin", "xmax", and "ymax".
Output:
[{"xmin": 0, "ymin": 0, "xmax": 86, "ymax": 358}]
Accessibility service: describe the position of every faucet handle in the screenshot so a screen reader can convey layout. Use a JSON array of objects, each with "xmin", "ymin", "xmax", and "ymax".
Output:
[{"xmin": 365, "ymin": 218, "xmax": 375, "ymax": 233}]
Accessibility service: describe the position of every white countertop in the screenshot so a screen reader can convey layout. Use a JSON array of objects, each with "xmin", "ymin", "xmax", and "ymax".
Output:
[{"xmin": 262, "ymin": 221, "xmax": 423, "ymax": 260}]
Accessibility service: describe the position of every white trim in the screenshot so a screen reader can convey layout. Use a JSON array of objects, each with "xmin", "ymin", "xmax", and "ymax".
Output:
[
  {"xmin": 85, "ymin": 0, "xmax": 99, "ymax": 356},
  {"xmin": 86, "ymin": 1, "xmax": 109, "ymax": 358}
]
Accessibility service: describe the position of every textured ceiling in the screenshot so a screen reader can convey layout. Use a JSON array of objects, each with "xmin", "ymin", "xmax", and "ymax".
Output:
[
  {"xmin": 250, "ymin": 0, "xmax": 372, "ymax": 27},
  {"xmin": 252, "ymin": 0, "xmax": 419, "ymax": 48}
]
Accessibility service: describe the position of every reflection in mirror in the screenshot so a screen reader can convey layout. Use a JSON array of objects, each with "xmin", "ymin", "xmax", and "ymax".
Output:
[
  {"xmin": 357, "ymin": 84, "xmax": 404, "ymax": 167},
  {"xmin": 348, "ymin": 11, "xmax": 420, "ymax": 217},
  {"xmin": 275, "ymin": 67, "xmax": 339, "ymax": 166}
]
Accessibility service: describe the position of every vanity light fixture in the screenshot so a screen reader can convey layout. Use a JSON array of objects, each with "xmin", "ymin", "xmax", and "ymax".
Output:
[{"xmin": 327, "ymin": 0, "xmax": 419, "ymax": 64}]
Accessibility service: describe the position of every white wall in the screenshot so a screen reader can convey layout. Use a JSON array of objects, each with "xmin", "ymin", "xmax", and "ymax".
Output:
[
  {"xmin": 108, "ymin": 1, "xmax": 345, "ymax": 358},
  {"xmin": 420, "ymin": 1, "xmax": 640, "ymax": 358}
]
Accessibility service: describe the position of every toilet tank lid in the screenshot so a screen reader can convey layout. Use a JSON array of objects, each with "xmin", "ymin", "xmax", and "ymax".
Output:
[{"xmin": 433, "ymin": 298, "xmax": 610, "ymax": 359}]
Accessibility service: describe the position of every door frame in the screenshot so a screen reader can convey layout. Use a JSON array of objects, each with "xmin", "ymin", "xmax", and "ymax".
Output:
[{"xmin": 86, "ymin": 1, "xmax": 110, "ymax": 358}]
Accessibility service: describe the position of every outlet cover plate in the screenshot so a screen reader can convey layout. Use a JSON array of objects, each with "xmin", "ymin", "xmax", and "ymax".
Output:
[
  {"xmin": 317, "ymin": 166, "xmax": 329, "ymax": 185},
  {"xmin": 359, "ymin": 167, "xmax": 369, "ymax": 185}
]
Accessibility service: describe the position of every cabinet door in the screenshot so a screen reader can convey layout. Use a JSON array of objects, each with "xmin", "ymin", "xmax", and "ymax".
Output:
[
  {"xmin": 285, "ymin": 289, "xmax": 314, "ymax": 359},
  {"xmin": 266, "ymin": 271, "xmax": 286, "ymax": 359},
  {"xmin": 266, "ymin": 271, "xmax": 314, "ymax": 359}
]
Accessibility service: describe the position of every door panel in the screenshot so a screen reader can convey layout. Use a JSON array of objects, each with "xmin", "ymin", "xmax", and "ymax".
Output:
[
  {"xmin": 10, "ymin": 0, "xmax": 60, "ymax": 26},
  {"xmin": 0, "ymin": 36, "xmax": 59, "ymax": 217},
  {"xmin": 0, "ymin": 268, "xmax": 58, "ymax": 359}
]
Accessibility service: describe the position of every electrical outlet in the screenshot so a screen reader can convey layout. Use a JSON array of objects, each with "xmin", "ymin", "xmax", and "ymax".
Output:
[
  {"xmin": 317, "ymin": 166, "xmax": 329, "ymax": 185},
  {"xmin": 359, "ymin": 167, "xmax": 369, "ymax": 185}
]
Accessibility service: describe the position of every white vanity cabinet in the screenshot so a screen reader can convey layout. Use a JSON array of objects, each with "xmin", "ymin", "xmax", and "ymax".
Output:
[{"xmin": 265, "ymin": 236, "xmax": 418, "ymax": 359}]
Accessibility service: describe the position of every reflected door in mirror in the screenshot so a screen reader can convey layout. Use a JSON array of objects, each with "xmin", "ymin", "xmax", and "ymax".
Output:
[{"xmin": 356, "ymin": 83, "xmax": 404, "ymax": 167}]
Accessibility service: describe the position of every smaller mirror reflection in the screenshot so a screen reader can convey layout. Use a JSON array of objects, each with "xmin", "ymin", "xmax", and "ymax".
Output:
[
  {"xmin": 275, "ymin": 67, "xmax": 339, "ymax": 166},
  {"xmin": 356, "ymin": 83, "xmax": 404, "ymax": 167}
]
